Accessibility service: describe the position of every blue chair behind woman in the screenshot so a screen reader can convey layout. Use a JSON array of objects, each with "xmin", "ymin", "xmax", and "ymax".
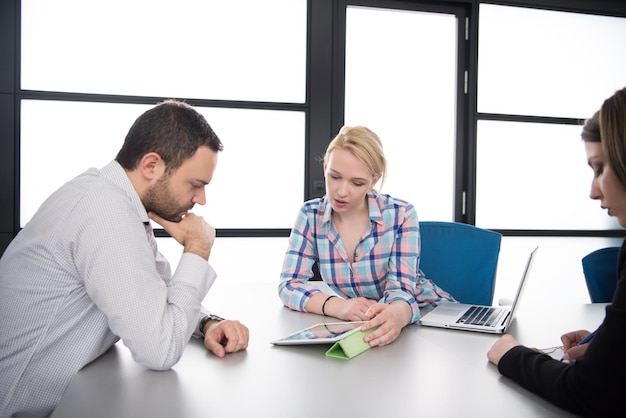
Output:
[
  {"xmin": 418, "ymin": 221, "xmax": 502, "ymax": 306},
  {"xmin": 581, "ymin": 246, "xmax": 620, "ymax": 303}
]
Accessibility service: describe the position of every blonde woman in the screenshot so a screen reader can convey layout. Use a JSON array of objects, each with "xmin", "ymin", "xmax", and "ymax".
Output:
[{"xmin": 279, "ymin": 125, "xmax": 455, "ymax": 347}]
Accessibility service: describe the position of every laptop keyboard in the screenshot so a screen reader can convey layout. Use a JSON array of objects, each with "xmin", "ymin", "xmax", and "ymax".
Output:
[{"xmin": 457, "ymin": 306, "xmax": 502, "ymax": 327}]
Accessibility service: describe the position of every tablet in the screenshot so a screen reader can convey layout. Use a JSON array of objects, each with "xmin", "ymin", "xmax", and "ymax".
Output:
[{"xmin": 270, "ymin": 321, "xmax": 366, "ymax": 345}]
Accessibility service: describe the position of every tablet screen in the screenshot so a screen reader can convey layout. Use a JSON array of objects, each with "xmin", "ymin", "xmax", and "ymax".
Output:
[{"xmin": 271, "ymin": 321, "xmax": 366, "ymax": 345}]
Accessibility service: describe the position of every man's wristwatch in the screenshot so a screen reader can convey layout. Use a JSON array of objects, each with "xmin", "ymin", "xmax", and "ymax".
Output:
[{"xmin": 199, "ymin": 314, "xmax": 225, "ymax": 336}]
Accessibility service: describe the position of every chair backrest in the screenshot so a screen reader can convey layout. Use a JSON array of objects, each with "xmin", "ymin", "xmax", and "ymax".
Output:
[
  {"xmin": 418, "ymin": 221, "xmax": 502, "ymax": 306},
  {"xmin": 581, "ymin": 246, "xmax": 620, "ymax": 303}
]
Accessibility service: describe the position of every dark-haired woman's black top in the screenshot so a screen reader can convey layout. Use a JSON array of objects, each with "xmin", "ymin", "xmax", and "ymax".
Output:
[{"xmin": 497, "ymin": 241, "xmax": 626, "ymax": 417}]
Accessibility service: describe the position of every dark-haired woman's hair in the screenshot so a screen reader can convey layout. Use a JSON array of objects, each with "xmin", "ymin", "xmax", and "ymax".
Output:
[
  {"xmin": 581, "ymin": 111, "xmax": 601, "ymax": 143},
  {"xmin": 600, "ymin": 87, "xmax": 626, "ymax": 189}
]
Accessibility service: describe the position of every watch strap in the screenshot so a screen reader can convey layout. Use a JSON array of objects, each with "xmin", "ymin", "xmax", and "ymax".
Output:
[{"xmin": 199, "ymin": 314, "xmax": 225, "ymax": 336}]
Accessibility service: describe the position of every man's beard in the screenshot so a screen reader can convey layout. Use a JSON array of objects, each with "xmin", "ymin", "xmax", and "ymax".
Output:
[{"xmin": 143, "ymin": 175, "xmax": 189, "ymax": 222}]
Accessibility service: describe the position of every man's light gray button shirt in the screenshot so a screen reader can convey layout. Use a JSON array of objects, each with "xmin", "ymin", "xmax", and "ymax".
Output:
[{"xmin": 0, "ymin": 161, "xmax": 216, "ymax": 417}]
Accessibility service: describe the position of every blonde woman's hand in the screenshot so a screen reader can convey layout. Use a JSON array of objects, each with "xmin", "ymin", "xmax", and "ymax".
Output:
[
  {"xmin": 360, "ymin": 301, "xmax": 412, "ymax": 347},
  {"xmin": 326, "ymin": 297, "xmax": 376, "ymax": 321}
]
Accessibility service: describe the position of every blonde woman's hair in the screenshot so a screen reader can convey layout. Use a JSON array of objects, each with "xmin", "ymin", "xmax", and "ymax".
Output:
[{"xmin": 324, "ymin": 125, "xmax": 387, "ymax": 190}]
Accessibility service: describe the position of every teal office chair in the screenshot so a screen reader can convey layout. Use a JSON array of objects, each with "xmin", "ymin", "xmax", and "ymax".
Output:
[
  {"xmin": 581, "ymin": 246, "xmax": 620, "ymax": 303},
  {"xmin": 418, "ymin": 221, "xmax": 502, "ymax": 306}
]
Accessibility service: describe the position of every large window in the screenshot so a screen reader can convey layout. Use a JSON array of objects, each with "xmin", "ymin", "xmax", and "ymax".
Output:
[
  {"xmin": 334, "ymin": 1, "xmax": 626, "ymax": 305},
  {"xmin": 474, "ymin": 3, "xmax": 626, "ymax": 304},
  {"xmin": 21, "ymin": 0, "xmax": 306, "ymax": 103},
  {"xmin": 476, "ymin": 4, "xmax": 626, "ymax": 231},
  {"xmin": 19, "ymin": 0, "xmax": 308, "ymax": 230},
  {"xmin": 4, "ymin": 0, "xmax": 626, "ymax": 301},
  {"xmin": 20, "ymin": 101, "xmax": 305, "ymax": 229},
  {"xmin": 475, "ymin": 120, "xmax": 620, "ymax": 230},
  {"xmin": 15, "ymin": 0, "xmax": 626, "ymax": 235},
  {"xmin": 343, "ymin": 4, "xmax": 461, "ymax": 221}
]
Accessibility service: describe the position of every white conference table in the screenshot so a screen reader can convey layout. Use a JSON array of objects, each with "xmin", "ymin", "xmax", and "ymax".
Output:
[{"xmin": 51, "ymin": 281, "xmax": 607, "ymax": 418}]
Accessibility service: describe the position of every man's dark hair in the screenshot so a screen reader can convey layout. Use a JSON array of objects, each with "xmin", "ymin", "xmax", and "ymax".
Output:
[{"xmin": 116, "ymin": 100, "xmax": 223, "ymax": 174}]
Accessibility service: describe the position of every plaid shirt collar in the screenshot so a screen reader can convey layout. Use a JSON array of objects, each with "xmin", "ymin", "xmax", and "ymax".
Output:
[{"xmin": 320, "ymin": 190, "xmax": 385, "ymax": 227}]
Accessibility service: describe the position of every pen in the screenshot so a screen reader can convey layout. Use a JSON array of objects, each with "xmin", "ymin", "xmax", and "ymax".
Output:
[{"xmin": 576, "ymin": 329, "xmax": 597, "ymax": 346}]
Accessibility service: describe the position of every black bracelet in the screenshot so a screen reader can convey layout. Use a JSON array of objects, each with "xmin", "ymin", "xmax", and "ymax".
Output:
[{"xmin": 321, "ymin": 295, "xmax": 336, "ymax": 316}]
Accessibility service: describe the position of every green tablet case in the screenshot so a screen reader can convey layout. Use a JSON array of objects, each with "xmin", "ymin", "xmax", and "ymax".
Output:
[{"xmin": 325, "ymin": 327, "xmax": 378, "ymax": 360}]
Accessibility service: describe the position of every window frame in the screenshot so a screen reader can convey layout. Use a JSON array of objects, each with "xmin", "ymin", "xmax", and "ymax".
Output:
[
  {"xmin": 333, "ymin": 0, "xmax": 471, "ymax": 222},
  {"xmin": 2, "ymin": 0, "xmax": 626, "ymax": 256},
  {"xmin": 472, "ymin": 0, "xmax": 626, "ymax": 238}
]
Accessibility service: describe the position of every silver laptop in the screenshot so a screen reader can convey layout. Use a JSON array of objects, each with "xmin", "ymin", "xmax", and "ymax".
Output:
[{"xmin": 419, "ymin": 246, "xmax": 538, "ymax": 334}]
